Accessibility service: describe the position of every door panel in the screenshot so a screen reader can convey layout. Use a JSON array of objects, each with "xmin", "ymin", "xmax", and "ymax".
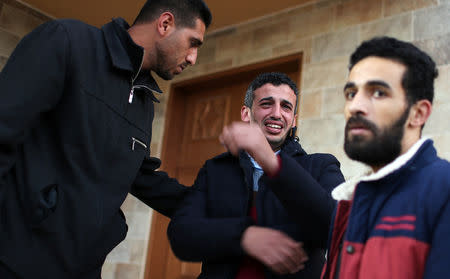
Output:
[{"xmin": 145, "ymin": 54, "xmax": 302, "ymax": 279}]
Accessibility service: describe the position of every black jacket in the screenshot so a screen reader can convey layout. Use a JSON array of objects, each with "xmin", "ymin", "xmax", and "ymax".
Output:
[
  {"xmin": 168, "ymin": 137, "xmax": 345, "ymax": 279},
  {"xmin": 0, "ymin": 18, "xmax": 186, "ymax": 278}
]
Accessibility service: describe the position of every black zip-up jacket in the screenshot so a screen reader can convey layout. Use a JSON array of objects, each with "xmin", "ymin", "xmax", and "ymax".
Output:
[
  {"xmin": 0, "ymin": 18, "xmax": 187, "ymax": 278},
  {"xmin": 168, "ymin": 137, "xmax": 345, "ymax": 279}
]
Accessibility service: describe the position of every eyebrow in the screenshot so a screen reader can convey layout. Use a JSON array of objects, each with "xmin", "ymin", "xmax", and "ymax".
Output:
[
  {"xmin": 343, "ymin": 80, "xmax": 392, "ymax": 91},
  {"xmin": 258, "ymin": 97, "xmax": 293, "ymax": 108}
]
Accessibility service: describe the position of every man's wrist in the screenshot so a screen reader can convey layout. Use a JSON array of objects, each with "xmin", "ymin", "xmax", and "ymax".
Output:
[{"xmin": 266, "ymin": 154, "xmax": 282, "ymax": 178}]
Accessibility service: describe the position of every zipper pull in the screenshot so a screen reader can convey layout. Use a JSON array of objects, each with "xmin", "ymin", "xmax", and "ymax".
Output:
[{"xmin": 129, "ymin": 87, "xmax": 135, "ymax": 104}]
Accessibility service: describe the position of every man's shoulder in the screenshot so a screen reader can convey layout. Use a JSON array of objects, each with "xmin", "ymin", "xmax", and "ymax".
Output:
[
  {"xmin": 53, "ymin": 19, "xmax": 97, "ymax": 30},
  {"xmin": 43, "ymin": 19, "xmax": 101, "ymax": 40}
]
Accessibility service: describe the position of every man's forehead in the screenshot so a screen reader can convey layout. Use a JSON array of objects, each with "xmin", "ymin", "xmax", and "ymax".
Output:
[
  {"xmin": 254, "ymin": 83, "xmax": 295, "ymax": 97},
  {"xmin": 348, "ymin": 56, "xmax": 406, "ymax": 87}
]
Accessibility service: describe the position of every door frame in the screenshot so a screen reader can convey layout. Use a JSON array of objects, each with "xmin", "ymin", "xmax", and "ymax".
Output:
[{"xmin": 144, "ymin": 53, "xmax": 303, "ymax": 279}]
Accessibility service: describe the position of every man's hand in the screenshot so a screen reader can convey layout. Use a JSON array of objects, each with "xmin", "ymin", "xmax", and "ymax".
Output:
[
  {"xmin": 241, "ymin": 226, "xmax": 308, "ymax": 274},
  {"xmin": 219, "ymin": 122, "xmax": 279, "ymax": 175}
]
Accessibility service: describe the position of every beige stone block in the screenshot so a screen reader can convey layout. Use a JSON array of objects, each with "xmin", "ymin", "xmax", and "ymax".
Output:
[
  {"xmin": 414, "ymin": 33, "xmax": 450, "ymax": 66},
  {"xmin": 125, "ymin": 211, "xmax": 151, "ymax": 240},
  {"xmin": 129, "ymin": 239, "xmax": 146, "ymax": 264},
  {"xmin": 272, "ymin": 38, "xmax": 312, "ymax": 64},
  {"xmin": 252, "ymin": 18, "xmax": 290, "ymax": 49},
  {"xmin": 196, "ymin": 36, "xmax": 216, "ymax": 66},
  {"xmin": 434, "ymin": 65, "xmax": 450, "ymax": 105},
  {"xmin": 297, "ymin": 114, "xmax": 345, "ymax": 148},
  {"xmin": 153, "ymin": 98, "xmax": 167, "ymax": 119},
  {"xmin": 0, "ymin": 28, "xmax": 20, "ymax": 57},
  {"xmin": 335, "ymin": 0, "xmax": 382, "ymax": 30},
  {"xmin": 150, "ymin": 142, "xmax": 160, "ymax": 157},
  {"xmin": 215, "ymin": 29, "xmax": 253, "ymax": 62},
  {"xmin": 0, "ymin": 3, "xmax": 45, "ymax": 38},
  {"xmin": 154, "ymin": 76, "xmax": 171, "ymax": 93},
  {"xmin": 312, "ymin": 26, "xmax": 359, "ymax": 63},
  {"xmin": 423, "ymin": 103, "xmax": 450, "ymax": 135},
  {"xmin": 360, "ymin": 13, "xmax": 412, "ymax": 42},
  {"xmin": 384, "ymin": 0, "xmax": 438, "ymax": 17},
  {"xmin": 414, "ymin": 4, "xmax": 450, "ymax": 41},
  {"xmin": 198, "ymin": 58, "xmax": 234, "ymax": 75},
  {"xmin": 101, "ymin": 262, "xmax": 116, "ymax": 279},
  {"xmin": 115, "ymin": 263, "xmax": 141, "ymax": 279},
  {"xmin": 323, "ymin": 86, "xmax": 345, "ymax": 116},
  {"xmin": 135, "ymin": 198, "xmax": 152, "ymax": 213},
  {"xmin": 431, "ymin": 132, "xmax": 450, "ymax": 159},
  {"xmin": 299, "ymin": 90, "xmax": 322, "ymax": 118},
  {"xmin": 302, "ymin": 56, "xmax": 348, "ymax": 91},
  {"xmin": 234, "ymin": 48, "xmax": 273, "ymax": 68},
  {"xmin": 288, "ymin": 4, "xmax": 335, "ymax": 40},
  {"xmin": 120, "ymin": 194, "xmax": 137, "ymax": 212},
  {"xmin": 107, "ymin": 239, "xmax": 131, "ymax": 263},
  {"xmin": 151, "ymin": 118, "xmax": 165, "ymax": 145}
]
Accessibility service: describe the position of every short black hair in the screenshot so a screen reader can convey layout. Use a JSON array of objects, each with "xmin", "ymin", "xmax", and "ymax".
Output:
[
  {"xmin": 349, "ymin": 36, "xmax": 438, "ymax": 105},
  {"xmin": 244, "ymin": 72, "xmax": 299, "ymax": 111},
  {"xmin": 133, "ymin": 0, "xmax": 212, "ymax": 29}
]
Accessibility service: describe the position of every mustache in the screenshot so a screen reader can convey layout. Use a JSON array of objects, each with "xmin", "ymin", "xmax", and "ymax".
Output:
[
  {"xmin": 264, "ymin": 116, "xmax": 284, "ymax": 125},
  {"xmin": 345, "ymin": 115, "xmax": 378, "ymax": 133}
]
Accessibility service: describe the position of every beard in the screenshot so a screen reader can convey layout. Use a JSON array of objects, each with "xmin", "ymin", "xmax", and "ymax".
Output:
[
  {"xmin": 344, "ymin": 106, "xmax": 410, "ymax": 167},
  {"xmin": 153, "ymin": 41, "xmax": 175, "ymax": 81}
]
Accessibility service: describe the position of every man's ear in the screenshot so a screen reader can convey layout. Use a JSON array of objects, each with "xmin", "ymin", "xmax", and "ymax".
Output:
[
  {"xmin": 408, "ymin": 99, "xmax": 432, "ymax": 128},
  {"xmin": 241, "ymin": 106, "xmax": 251, "ymax": 122},
  {"xmin": 157, "ymin": 12, "xmax": 175, "ymax": 36}
]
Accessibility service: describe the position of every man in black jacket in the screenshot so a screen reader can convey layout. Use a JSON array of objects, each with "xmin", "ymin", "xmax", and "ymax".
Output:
[
  {"xmin": 0, "ymin": 0, "xmax": 211, "ymax": 278},
  {"xmin": 168, "ymin": 72, "xmax": 345, "ymax": 279}
]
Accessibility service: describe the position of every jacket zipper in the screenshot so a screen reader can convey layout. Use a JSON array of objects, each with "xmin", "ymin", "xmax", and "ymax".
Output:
[
  {"xmin": 129, "ymin": 50, "xmax": 145, "ymax": 104},
  {"xmin": 131, "ymin": 137, "xmax": 147, "ymax": 151}
]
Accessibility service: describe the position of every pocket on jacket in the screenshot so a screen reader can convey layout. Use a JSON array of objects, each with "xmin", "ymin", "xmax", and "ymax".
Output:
[{"xmin": 30, "ymin": 183, "xmax": 60, "ymax": 232}]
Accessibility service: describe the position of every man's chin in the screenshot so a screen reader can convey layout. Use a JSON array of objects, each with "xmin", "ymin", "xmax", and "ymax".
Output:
[{"xmin": 155, "ymin": 70, "xmax": 174, "ymax": 81}]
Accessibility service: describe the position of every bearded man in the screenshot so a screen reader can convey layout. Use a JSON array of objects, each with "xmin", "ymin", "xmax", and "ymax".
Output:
[{"xmin": 322, "ymin": 37, "xmax": 450, "ymax": 279}]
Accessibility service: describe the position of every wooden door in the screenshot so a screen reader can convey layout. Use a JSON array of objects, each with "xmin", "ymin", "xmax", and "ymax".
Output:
[{"xmin": 145, "ymin": 54, "xmax": 302, "ymax": 279}]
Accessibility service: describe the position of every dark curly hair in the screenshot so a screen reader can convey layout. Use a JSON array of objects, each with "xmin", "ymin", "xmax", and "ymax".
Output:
[
  {"xmin": 244, "ymin": 72, "xmax": 299, "ymax": 111},
  {"xmin": 133, "ymin": 0, "xmax": 212, "ymax": 29},
  {"xmin": 349, "ymin": 36, "xmax": 438, "ymax": 105}
]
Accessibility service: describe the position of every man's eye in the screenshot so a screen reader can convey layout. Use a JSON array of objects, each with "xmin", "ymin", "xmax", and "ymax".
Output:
[
  {"xmin": 344, "ymin": 91, "xmax": 356, "ymax": 100},
  {"xmin": 373, "ymin": 90, "xmax": 386, "ymax": 98}
]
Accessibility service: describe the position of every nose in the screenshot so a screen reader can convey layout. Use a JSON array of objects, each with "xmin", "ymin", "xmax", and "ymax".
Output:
[
  {"xmin": 186, "ymin": 48, "xmax": 198, "ymax": 66},
  {"xmin": 271, "ymin": 103, "xmax": 282, "ymax": 119},
  {"xmin": 346, "ymin": 91, "xmax": 369, "ymax": 117}
]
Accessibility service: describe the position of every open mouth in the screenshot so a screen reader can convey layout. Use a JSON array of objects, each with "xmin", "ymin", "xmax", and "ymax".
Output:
[{"xmin": 264, "ymin": 121, "xmax": 284, "ymax": 134}]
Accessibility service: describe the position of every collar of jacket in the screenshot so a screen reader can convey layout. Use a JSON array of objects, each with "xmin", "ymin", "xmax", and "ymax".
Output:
[
  {"xmin": 235, "ymin": 136, "xmax": 307, "ymax": 169},
  {"xmin": 102, "ymin": 17, "xmax": 163, "ymax": 94},
  {"xmin": 279, "ymin": 136, "xmax": 307, "ymax": 157},
  {"xmin": 332, "ymin": 137, "xmax": 435, "ymax": 201}
]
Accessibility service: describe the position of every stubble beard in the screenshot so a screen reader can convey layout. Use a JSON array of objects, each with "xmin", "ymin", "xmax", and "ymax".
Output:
[{"xmin": 153, "ymin": 41, "xmax": 174, "ymax": 81}]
